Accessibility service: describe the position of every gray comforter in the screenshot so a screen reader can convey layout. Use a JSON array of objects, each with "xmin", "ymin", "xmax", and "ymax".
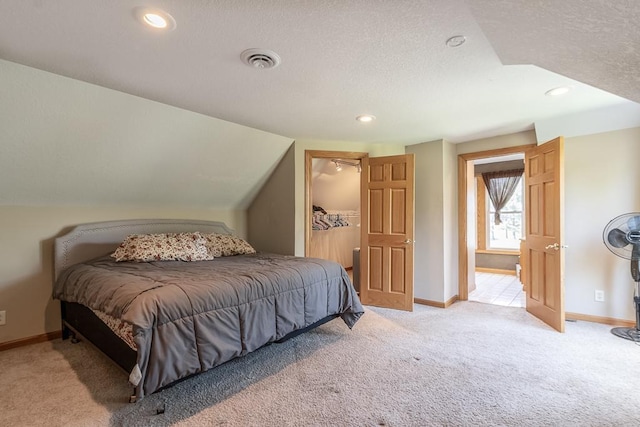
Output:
[{"xmin": 53, "ymin": 253, "xmax": 364, "ymax": 399}]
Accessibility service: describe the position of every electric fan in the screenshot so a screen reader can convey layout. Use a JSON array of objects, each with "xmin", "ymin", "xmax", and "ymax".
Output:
[{"xmin": 603, "ymin": 212, "xmax": 640, "ymax": 341}]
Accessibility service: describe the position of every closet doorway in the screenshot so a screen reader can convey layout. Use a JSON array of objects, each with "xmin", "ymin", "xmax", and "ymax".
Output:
[{"xmin": 305, "ymin": 150, "xmax": 367, "ymax": 275}]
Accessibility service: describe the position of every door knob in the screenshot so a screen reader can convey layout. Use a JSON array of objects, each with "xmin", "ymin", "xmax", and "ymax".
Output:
[
  {"xmin": 404, "ymin": 239, "xmax": 413, "ymax": 244},
  {"xmin": 545, "ymin": 243, "xmax": 560, "ymax": 250}
]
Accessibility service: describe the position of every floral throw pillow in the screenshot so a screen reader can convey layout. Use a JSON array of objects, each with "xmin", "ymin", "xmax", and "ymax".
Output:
[
  {"xmin": 202, "ymin": 233, "xmax": 256, "ymax": 257},
  {"xmin": 111, "ymin": 232, "xmax": 214, "ymax": 262}
]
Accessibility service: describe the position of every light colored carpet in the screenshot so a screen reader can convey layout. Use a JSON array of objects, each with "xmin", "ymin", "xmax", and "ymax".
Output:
[{"xmin": 2, "ymin": 302, "xmax": 640, "ymax": 427}]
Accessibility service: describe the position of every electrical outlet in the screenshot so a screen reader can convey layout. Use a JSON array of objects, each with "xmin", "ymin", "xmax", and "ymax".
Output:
[
  {"xmin": 595, "ymin": 290, "xmax": 605, "ymax": 302},
  {"xmin": 0, "ymin": 310, "xmax": 5, "ymax": 325}
]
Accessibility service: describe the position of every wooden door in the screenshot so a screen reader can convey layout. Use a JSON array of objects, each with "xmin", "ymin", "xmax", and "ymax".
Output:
[
  {"xmin": 359, "ymin": 154, "xmax": 415, "ymax": 311},
  {"xmin": 524, "ymin": 137, "xmax": 565, "ymax": 332}
]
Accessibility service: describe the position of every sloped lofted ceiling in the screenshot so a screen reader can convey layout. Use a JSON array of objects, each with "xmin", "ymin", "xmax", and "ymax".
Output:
[
  {"xmin": 0, "ymin": 0, "xmax": 637, "ymax": 146},
  {"xmin": 0, "ymin": 59, "xmax": 293, "ymax": 209},
  {"xmin": 0, "ymin": 1, "xmax": 639, "ymax": 209},
  {"xmin": 467, "ymin": 0, "xmax": 640, "ymax": 105}
]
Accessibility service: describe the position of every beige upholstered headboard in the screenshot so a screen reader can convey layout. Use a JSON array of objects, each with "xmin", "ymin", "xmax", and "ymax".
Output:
[{"xmin": 53, "ymin": 219, "xmax": 235, "ymax": 280}]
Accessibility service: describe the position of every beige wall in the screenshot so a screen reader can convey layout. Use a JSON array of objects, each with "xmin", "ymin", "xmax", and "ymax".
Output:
[
  {"xmin": 476, "ymin": 253, "xmax": 519, "ymax": 271},
  {"xmin": 0, "ymin": 206, "xmax": 245, "ymax": 344},
  {"xmin": 456, "ymin": 130, "xmax": 537, "ymax": 154},
  {"xmin": 407, "ymin": 139, "xmax": 457, "ymax": 303},
  {"xmin": 406, "ymin": 140, "xmax": 447, "ymax": 302},
  {"xmin": 442, "ymin": 140, "xmax": 458, "ymax": 301},
  {"xmin": 247, "ymin": 145, "xmax": 296, "ymax": 255},
  {"xmin": 564, "ymin": 127, "xmax": 640, "ymax": 322}
]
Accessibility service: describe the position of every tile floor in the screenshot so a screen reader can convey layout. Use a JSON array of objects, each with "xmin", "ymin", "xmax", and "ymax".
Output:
[{"xmin": 469, "ymin": 272, "xmax": 526, "ymax": 308}]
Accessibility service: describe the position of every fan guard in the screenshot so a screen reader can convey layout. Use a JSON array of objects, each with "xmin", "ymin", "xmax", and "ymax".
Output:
[
  {"xmin": 603, "ymin": 212, "xmax": 640, "ymax": 282},
  {"xmin": 603, "ymin": 213, "xmax": 640, "ymax": 259}
]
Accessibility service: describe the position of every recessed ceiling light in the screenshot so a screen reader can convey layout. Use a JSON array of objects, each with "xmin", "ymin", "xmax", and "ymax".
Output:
[
  {"xmin": 545, "ymin": 86, "xmax": 572, "ymax": 97},
  {"xmin": 144, "ymin": 13, "xmax": 167, "ymax": 28},
  {"xmin": 133, "ymin": 7, "xmax": 176, "ymax": 31},
  {"xmin": 446, "ymin": 35, "xmax": 466, "ymax": 48},
  {"xmin": 356, "ymin": 114, "xmax": 376, "ymax": 123}
]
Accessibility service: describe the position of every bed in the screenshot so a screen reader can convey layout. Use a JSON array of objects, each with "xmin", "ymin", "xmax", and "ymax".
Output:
[{"xmin": 52, "ymin": 219, "xmax": 364, "ymax": 401}]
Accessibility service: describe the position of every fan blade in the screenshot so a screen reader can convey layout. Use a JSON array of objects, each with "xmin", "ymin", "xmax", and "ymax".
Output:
[
  {"xmin": 608, "ymin": 228, "xmax": 629, "ymax": 248},
  {"xmin": 628, "ymin": 216, "xmax": 640, "ymax": 231}
]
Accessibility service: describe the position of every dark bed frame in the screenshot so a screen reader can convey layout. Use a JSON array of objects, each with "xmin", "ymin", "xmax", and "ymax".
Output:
[
  {"xmin": 61, "ymin": 301, "xmax": 138, "ymax": 373},
  {"xmin": 54, "ymin": 219, "xmax": 339, "ymax": 400},
  {"xmin": 61, "ymin": 301, "xmax": 338, "ymax": 376}
]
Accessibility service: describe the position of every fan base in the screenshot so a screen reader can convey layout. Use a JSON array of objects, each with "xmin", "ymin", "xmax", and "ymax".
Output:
[{"xmin": 611, "ymin": 327, "xmax": 640, "ymax": 341}]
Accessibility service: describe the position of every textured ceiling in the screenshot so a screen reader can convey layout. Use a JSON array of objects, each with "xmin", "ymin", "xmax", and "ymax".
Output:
[
  {"xmin": 467, "ymin": 0, "xmax": 640, "ymax": 104},
  {"xmin": 0, "ymin": 0, "xmax": 637, "ymax": 144}
]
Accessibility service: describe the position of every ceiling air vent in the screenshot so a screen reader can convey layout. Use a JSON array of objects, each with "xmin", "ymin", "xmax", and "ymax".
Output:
[{"xmin": 241, "ymin": 48, "xmax": 281, "ymax": 69}]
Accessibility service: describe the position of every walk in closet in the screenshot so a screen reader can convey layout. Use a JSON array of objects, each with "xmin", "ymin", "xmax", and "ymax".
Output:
[{"xmin": 309, "ymin": 158, "xmax": 361, "ymax": 269}]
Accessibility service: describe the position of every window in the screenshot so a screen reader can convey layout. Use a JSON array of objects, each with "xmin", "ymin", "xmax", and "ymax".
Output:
[{"xmin": 487, "ymin": 179, "xmax": 523, "ymax": 250}]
